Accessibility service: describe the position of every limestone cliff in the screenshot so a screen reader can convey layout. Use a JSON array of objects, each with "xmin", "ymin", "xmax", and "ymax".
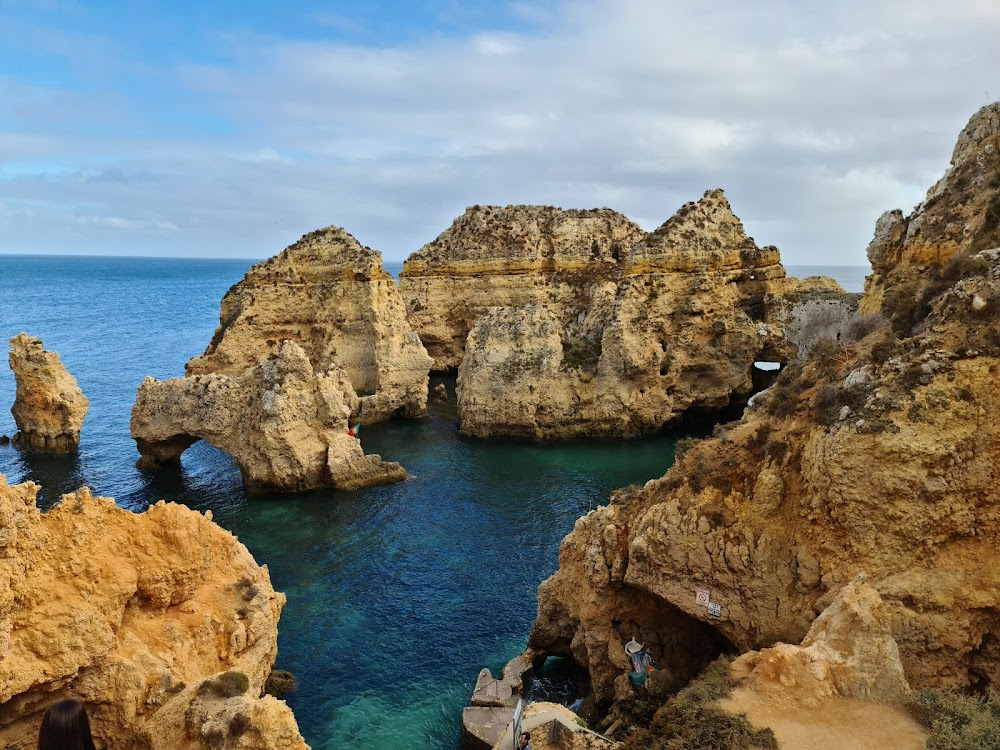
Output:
[
  {"xmin": 400, "ymin": 205, "xmax": 648, "ymax": 371},
  {"xmin": 0, "ymin": 475, "xmax": 307, "ymax": 750},
  {"xmin": 131, "ymin": 341, "xmax": 407, "ymax": 493},
  {"xmin": 187, "ymin": 226, "xmax": 432, "ymax": 424},
  {"xmin": 8, "ymin": 333, "xmax": 88, "ymax": 452},
  {"xmin": 450, "ymin": 192, "xmax": 843, "ymax": 439},
  {"xmin": 529, "ymin": 105, "xmax": 1000, "ymax": 711},
  {"xmin": 863, "ymin": 102, "xmax": 1000, "ymax": 314}
]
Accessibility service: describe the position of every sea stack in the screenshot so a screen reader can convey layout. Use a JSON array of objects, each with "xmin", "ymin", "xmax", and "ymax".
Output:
[
  {"xmin": 526, "ymin": 104, "xmax": 1000, "ymax": 711},
  {"xmin": 8, "ymin": 332, "xmax": 88, "ymax": 452},
  {"xmin": 404, "ymin": 193, "xmax": 844, "ymax": 439},
  {"xmin": 131, "ymin": 225, "xmax": 429, "ymax": 493},
  {"xmin": 0, "ymin": 475, "xmax": 307, "ymax": 750},
  {"xmin": 187, "ymin": 225, "xmax": 433, "ymax": 424}
]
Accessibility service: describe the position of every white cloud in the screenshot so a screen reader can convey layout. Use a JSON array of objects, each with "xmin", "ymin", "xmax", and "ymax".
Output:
[{"xmin": 1, "ymin": 0, "xmax": 999, "ymax": 264}]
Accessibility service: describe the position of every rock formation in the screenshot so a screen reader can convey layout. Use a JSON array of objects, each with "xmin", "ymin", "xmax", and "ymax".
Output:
[
  {"xmin": 427, "ymin": 194, "xmax": 842, "ymax": 438},
  {"xmin": 8, "ymin": 333, "xmax": 88, "ymax": 452},
  {"xmin": 528, "ymin": 104, "xmax": 1000, "ymax": 712},
  {"xmin": 132, "ymin": 340, "xmax": 407, "ymax": 493},
  {"xmin": 730, "ymin": 579, "xmax": 909, "ymax": 706},
  {"xmin": 400, "ymin": 205, "xmax": 647, "ymax": 371},
  {"xmin": 186, "ymin": 226, "xmax": 432, "ymax": 424},
  {"xmin": 863, "ymin": 102, "xmax": 1000, "ymax": 314},
  {"xmin": 0, "ymin": 475, "xmax": 307, "ymax": 750}
]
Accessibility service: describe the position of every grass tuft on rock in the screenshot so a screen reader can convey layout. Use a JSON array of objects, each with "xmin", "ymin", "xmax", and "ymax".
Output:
[
  {"xmin": 621, "ymin": 657, "xmax": 778, "ymax": 750},
  {"xmin": 906, "ymin": 688, "xmax": 1000, "ymax": 750},
  {"xmin": 197, "ymin": 670, "xmax": 250, "ymax": 699}
]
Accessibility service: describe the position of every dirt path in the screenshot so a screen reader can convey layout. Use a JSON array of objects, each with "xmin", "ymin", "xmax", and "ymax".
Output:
[{"xmin": 719, "ymin": 687, "xmax": 928, "ymax": 750}]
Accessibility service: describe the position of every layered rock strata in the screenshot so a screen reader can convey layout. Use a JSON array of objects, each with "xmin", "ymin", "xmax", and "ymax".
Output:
[
  {"xmin": 186, "ymin": 226, "xmax": 432, "ymax": 424},
  {"xmin": 435, "ymin": 194, "xmax": 842, "ymax": 438},
  {"xmin": 8, "ymin": 333, "xmax": 88, "ymax": 452},
  {"xmin": 131, "ymin": 341, "xmax": 407, "ymax": 493},
  {"xmin": 400, "ymin": 205, "xmax": 647, "ymax": 371},
  {"xmin": 0, "ymin": 475, "xmax": 307, "ymax": 750},
  {"xmin": 528, "ymin": 105, "xmax": 1000, "ymax": 711}
]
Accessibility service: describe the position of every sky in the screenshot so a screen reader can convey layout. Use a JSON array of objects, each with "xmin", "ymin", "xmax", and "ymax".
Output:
[{"xmin": 1, "ymin": 1, "xmax": 999, "ymax": 265}]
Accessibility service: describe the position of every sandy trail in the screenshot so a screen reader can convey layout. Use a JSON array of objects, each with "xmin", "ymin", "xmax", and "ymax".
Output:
[{"xmin": 719, "ymin": 687, "xmax": 928, "ymax": 750}]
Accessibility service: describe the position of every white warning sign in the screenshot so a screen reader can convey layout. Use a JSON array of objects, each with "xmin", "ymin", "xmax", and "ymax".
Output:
[
  {"xmin": 707, "ymin": 602, "xmax": 722, "ymax": 618},
  {"xmin": 695, "ymin": 588, "xmax": 710, "ymax": 607}
]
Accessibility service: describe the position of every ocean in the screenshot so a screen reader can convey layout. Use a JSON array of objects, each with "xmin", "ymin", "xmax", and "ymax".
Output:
[{"xmin": 0, "ymin": 257, "xmax": 866, "ymax": 749}]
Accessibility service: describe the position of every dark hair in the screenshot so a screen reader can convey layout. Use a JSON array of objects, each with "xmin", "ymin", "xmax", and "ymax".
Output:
[{"xmin": 38, "ymin": 700, "xmax": 96, "ymax": 750}]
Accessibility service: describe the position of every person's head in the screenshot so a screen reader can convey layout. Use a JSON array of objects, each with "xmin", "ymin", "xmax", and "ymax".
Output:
[
  {"xmin": 518, "ymin": 732, "xmax": 530, "ymax": 747},
  {"xmin": 38, "ymin": 699, "xmax": 96, "ymax": 750}
]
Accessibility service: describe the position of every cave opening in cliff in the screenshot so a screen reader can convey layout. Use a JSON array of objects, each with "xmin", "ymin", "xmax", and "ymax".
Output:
[{"xmin": 531, "ymin": 589, "xmax": 739, "ymax": 721}]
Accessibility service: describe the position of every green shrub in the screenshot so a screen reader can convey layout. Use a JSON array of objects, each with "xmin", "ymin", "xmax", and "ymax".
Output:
[
  {"xmin": 906, "ymin": 688, "xmax": 1000, "ymax": 750},
  {"xmin": 197, "ymin": 671, "xmax": 250, "ymax": 699},
  {"xmin": 562, "ymin": 335, "xmax": 602, "ymax": 369},
  {"xmin": 622, "ymin": 657, "xmax": 777, "ymax": 750}
]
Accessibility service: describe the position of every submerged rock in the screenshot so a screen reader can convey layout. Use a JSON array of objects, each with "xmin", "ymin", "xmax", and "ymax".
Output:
[
  {"xmin": 528, "ymin": 104, "xmax": 1000, "ymax": 711},
  {"xmin": 0, "ymin": 475, "xmax": 306, "ymax": 750},
  {"xmin": 443, "ymin": 192, "xmax": 843, "ymax": 438},
  {"xmin": 131, "ymin": 340, "xmax": 407, "ymax": 493},
  {"xmin": 8, "ymin": 333, "xmax": 88, "ymax": 452}
]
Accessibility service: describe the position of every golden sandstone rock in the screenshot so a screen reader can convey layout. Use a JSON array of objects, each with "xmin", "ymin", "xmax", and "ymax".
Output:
[
  {"xmin": 434, "ymin": 192, "xmax": 843, "ymax": 438},
  {"xmin": 131, "ymin": 340, "xmax": 407, "ymax": 493},
  {"xmin": 131, "ymin": 226, "xmax": 426, "ymax": 492},
  {"xmin": 187, "ymin": 226, "xmax": 432, "ymax": 425},
  {"xmin": 0, "ymin": 475, "xmax": 306, "ymax": 750},
  {"xmin": 8, "ymin": 333, "xmax": 88, "ymax": 452},
  {"xmin": 528, "ymin": 104, "xmax": 1000, "ymax": 711}
]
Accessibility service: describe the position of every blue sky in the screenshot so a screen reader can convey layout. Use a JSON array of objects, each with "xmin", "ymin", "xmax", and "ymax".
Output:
[{"xmin": 1, "ymin": 0, "xmax": 999, "ymax": 263}]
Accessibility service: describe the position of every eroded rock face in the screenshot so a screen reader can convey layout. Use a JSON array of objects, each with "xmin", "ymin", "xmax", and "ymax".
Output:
[
  {"xmin": 400, "ymin": 205, "xmax": 647, "ymax": 371},
  {"xmin": 187, "ymin": 226, "xmax": 432, "ymax": 424},
  {"xmin": 863, "ymin": 102, "xmax": 1000, "ymax": 313},
  {"xmin": 730, "ymin": 580, "xmax": 909, "ymax": 707},
  {"xmin": 8, "ymin": 333, "xmax": 88, "ymax": 452},
  {"xmin": 131, "ymin": 340, "xmax": 407, "ymax": 493},
  {"xmin": 451, "ymin": 192, "xmax": 843, "ymax": 438},
  {"xmin": 0, "ymin": 475, "xmax": 307, "ymax": 750},
  {"xmin": 529, "ymin": 106, "xmax": 1000, "ymax": 710}
]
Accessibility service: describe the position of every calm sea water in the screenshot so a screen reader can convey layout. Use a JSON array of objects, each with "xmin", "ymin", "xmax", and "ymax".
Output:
[{"xmin": 0, "ymin": 256, "xmax": 865, "ymax": 749}]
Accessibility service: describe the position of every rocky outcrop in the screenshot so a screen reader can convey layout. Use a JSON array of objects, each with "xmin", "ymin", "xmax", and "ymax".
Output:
[
  {"xmin": 528, "ymin": 105, "xmax": 1000, "ymax": 711},
  {"xmin": 131, "ymin": 340, "xmax": 407, "ymax": 493},
  {"xmin": 448, "ymin": 193, "xmax": 843, "ymax": 438},
  {"xmin": 186, "ymin": 226, "xmax": 432, "ymax": 424},
  {"xmin": 730, "ymin": 579, "xmax": 909, "ymax": 706},
  {"xmin": 400, "ymin": 205, "xmax": 647, "ymax": 371},
  {"xmin": 863, "ymin": 102, "xmax": 1000, "ymax": 314},
  {"xmin": 0, "ymin": 475, "xmax": 307, "ymax": 750},
  {"xmin": 8, "ymin": 333, "xmax": 88, "ymax": 452}
]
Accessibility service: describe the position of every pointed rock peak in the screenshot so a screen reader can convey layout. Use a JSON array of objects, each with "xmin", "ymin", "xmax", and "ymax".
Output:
[
  {"xmin": 627, "ymin": 189, "xmax": 779, "ymax": 273},
  {"xmin": 649, "ymin": 188, "xmax": 748, "ymax": 241},
  {"xmin": 950, "ymin": 101, "xmax": 1000, "ymax": 168},
  {"xmin": 251, "ymin": 223, "xmax": 388, "ymax": 281}
]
